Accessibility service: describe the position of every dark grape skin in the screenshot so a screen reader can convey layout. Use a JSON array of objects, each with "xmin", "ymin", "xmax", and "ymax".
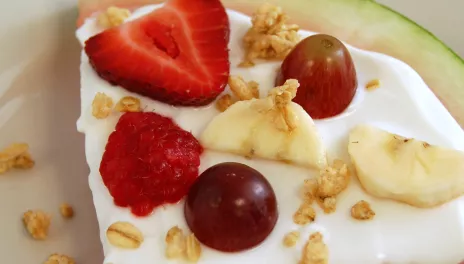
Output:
[
  {"xmin": 184, "ymin": 162, "xmax": 278, "ymax": 252},
  {"xmin": 276, "ymin": 34, "xmax": 357, "ymax": 119}
]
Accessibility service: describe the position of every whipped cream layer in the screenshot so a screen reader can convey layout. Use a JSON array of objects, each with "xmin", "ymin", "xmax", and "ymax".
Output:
[{"xmin": 77, "ymin": 5, "xmax": 464, "ymax": 264}]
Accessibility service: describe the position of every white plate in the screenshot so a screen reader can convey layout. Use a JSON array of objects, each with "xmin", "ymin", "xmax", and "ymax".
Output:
[{"xmin": 0, "ymin": 0, "xmax": 462, "ymax": 263}]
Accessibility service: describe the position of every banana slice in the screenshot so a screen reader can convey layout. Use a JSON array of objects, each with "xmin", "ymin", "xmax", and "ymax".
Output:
[
  {"xmin": 201, "ymin": 80, "xmax": 327, "ymax": 169},
  {"xmin": 348, "ymin": 124, "xmax": 464, "ymax": 208}
]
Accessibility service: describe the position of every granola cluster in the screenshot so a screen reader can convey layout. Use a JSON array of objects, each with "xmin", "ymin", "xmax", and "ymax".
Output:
[
  {"xmin": 317, "ymin": 160, "xmax": 350, "ymax": 197},
  {"xmin": 216, "ymin": 76, "xmax": 260, "ymax": 112},
  {"xmin": 240, "ymin": 3, "xmax": 300, "ymax": 67},
  {"xmin": 97, "ymin": 6, "xmax": 131, "ymax": 28},
  {"xmin": 303, "ymin": 159, "xmax": 350, "ymax": 214},
  {"xmin": 165, "ymin": 226, "xmax": 202, "ymax": 262},
  {"xmin": 23, "ymin": 210, "xmax": 51, "ymax": 240},
  {"xmin": 300, "ymin": 232, "xmax": 328, "ymax": 264},
  {"xmin": 92, "ymin": 93, "xmax": 142, "ymax": 119},
  {"xmin": 0, "ymin": 143, "xmax": 34, "ymax": 174}
]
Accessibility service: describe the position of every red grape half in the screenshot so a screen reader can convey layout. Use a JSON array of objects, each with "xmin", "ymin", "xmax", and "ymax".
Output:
[
  {"xmin": 184, "ymin": 162, "xmax": 278, "ymax": 252},
  {"xmin": 276, "ymin": 34, "xmax": 357, "ymax": 119}
]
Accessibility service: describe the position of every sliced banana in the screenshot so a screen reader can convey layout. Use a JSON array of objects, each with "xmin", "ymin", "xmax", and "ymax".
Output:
[
  {"xmin": 348, "ymin": 124, "xmax": 464, "ymax": 208},
  {"xmin": 201, "ymin": 79, "xmax": 327, "ymax": 169}
]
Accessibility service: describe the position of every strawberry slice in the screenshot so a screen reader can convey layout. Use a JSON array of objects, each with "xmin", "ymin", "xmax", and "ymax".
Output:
[{"xmin": 84, "ymin": 0, "xmax": 230, "ymax": 106}]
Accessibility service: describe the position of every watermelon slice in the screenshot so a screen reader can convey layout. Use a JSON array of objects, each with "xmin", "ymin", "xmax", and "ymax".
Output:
[{"xmin": 77, "ymin": 0, "xmax": 464, "ymax": 127}]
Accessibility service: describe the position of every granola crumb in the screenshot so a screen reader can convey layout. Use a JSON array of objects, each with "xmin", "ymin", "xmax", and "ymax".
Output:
[
  {"xmin": 283, "ymin": 231, "xmax": 300, "ymax": 247},
  {"xmin": 238, "ymin": 60, "xmax": 255, "ymax": 68},
  {"xmin": 319, "ymin": 196, "xmax": 337, "ymax": 214},
  {"xmin": 106, "ymin": 221, "xmax": 144, "ymax": 249},
  {"xmin": 59, "ymin": 203, "xmax": 74, "ymax": 219},
  {"xmin": 97, "ymin": 6, "xmax": 131, "ymax": 28},
  {"xmin": 228, "ymin": 76, "xmax": 260, "ymax": 100},
  {"xmin": 0, "ymin": 143, "xmax": 35, "ymax": 174},
  {"xmin": 92, "ymin": 92, "xmax": 114, "ymax": 119},
  {"xmin": 302, "ymin": 179, "xmax": 317, "ymax": 203},
  {"xmin": 115, "ymin": 96, "xmax": 141, "ymax": 112},
  {"xmin": 185, "ymin": 233, "xmax": 202, "ymax": 262},
  {"xmin": 293, "ymin": 203, "xmax": 316, "ymax": 225},
  {"xmin": 216, "ymin": 94, "xmax": 235, "ymax": 112},
  {"xmin": 253, "ymin": 79, "xmax": 299, "ymax": 131},
  {"xmin": 300, "ymin": 232, "xmax": 328, "ymax": 264},
  {"xmin": 13, "ymin": 152, "xmax": 35, "ymax": 169},
  {"xmin": 44, "ymin": 254, "xmax": 75, "ymax": 264},
  {"xmin": 216, "ymin": 76, "xmax": 261, "ymax": 112},
  {"xmin": 248, "ymin": 80, "xmax": 260, "ymax": 98},
  {"xmin": 241, "ymin": 3, "xmax": 300, "ymax": 66},
  {"xmin": 165, "ymin": 226, "xmax": 202, "ymax": 262},
  {"xmin": 165, "ymin": 226, "xmax": 185, "ymax": 259},
  {"xmin": 317, "ymin": 159, "xmax": 350, "ymax": 198},
  {"xmin": 365, "ymin": 79, "xmax": 381, "ymax": 91},
  {"xmin": 23, "ymin": 210, "xmax": 51, "ymax": 240},
  {"xmin": 351, "ymin": 200, "xmax": 375, "ymax": 220}
]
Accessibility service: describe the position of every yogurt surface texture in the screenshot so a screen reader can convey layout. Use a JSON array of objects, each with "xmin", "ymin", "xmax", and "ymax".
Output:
[{"xmin": 77, "ymin": 4, "xmax": 464, "ymax": 264}]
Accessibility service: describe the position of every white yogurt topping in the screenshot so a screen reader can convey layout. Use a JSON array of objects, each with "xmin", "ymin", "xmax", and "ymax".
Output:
[{"xmin": 76, "ymin": 4, "xmax": 464, "ymax": 264}]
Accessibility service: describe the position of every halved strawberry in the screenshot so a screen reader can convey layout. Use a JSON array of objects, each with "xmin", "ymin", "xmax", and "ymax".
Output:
[{"xmin": 84, "ymin": 0, "xmax": 230, "ymax": 106}]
